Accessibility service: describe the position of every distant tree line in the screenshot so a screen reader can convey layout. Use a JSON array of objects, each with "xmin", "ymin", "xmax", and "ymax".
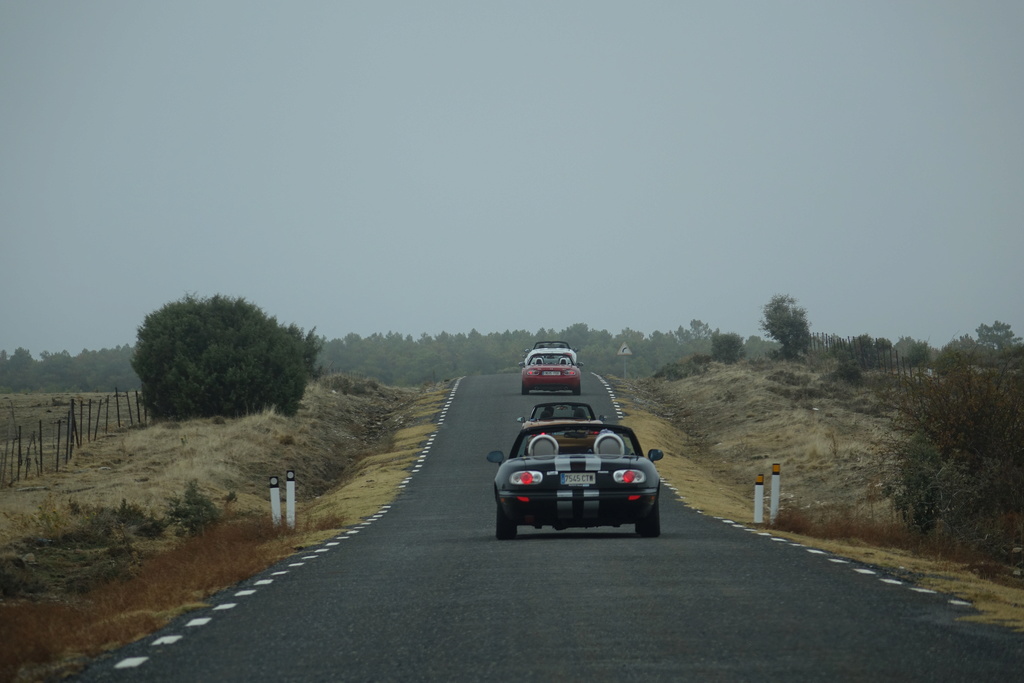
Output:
[
  {"xmin": 2, "ymin": 289, "xmax": 1018, "ymax": 395},
  {"xmin": 317, "ymin": 320, "xmax": 778, "ymax": 385},
  {"xmin": 0, "ymin": 319, "xmax": 769, "ymax": 392},
  {"xmin": 0, "ymin": 345, "xmax": 140, "ymax": 393}
]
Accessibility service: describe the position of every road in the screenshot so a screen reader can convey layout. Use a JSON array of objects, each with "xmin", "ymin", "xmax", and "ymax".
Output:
[{"xmin": 75, "ymin": 373, "xmax": 1024, "ymax": 681}]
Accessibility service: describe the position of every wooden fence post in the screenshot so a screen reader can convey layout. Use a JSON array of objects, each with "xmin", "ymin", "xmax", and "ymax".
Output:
[
  {"xmin": 65, "ymin": 406, "xmax": 73, "ymax": 463},
  {"xmin": 16, "ymin": 426, "xmax": 23, "ymax": 482}
]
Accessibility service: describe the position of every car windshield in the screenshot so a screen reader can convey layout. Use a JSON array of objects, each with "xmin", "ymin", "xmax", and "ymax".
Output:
[
  {"xmin": 513, "ymin": 426, "xmax": 641, "ymax": 457},
  {"xmin": 530, "ymin": 404, "xmax": 594, "ymax": 420},
  {"xmin": 531, "ymin": 354, "xmax": 572, "ymax": 365}
]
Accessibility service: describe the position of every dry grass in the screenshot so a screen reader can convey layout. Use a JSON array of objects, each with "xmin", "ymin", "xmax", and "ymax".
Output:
[
  {"xmin": 0, "ymin": 377, "xmax": 448, "ymax": 681},
  {"xmin": 617, "ymin": 361, "xmax": 1024, "ymax": 632},
  {"xmin": 0, "ymin": 517, "xmax": 298, "ymax": 680}
]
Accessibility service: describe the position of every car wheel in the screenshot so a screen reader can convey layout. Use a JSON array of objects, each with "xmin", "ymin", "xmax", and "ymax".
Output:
[
  {"xmin": 521, "ymin": 384, "xmax": 529, "ymax": 395},
  {"xmin": 572, "ymin": 385, "xmax": 581, "ymax": 396},
  {"xmin": 636, "ymin": 498, "xmax": 661, "ymax": 538},
  {"xmin": 496, "ymin": 503, "xmax": 517, "ymax": 540}
]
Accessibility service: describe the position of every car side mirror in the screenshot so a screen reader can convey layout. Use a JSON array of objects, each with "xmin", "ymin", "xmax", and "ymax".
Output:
[
  {"xmin": 647, "ymin": 449, "xmax": 663, "ymax": 462},
  {"xmin": 487, "ymin": 450, "xmax": 505, "ymax": 464},
  {"xmin": 516, "ymin": 417, "xmax": 525, "ymax": 423},
  {"xmin": 518, "ymin": 361, "xmax": 525, "ymax": 367}
]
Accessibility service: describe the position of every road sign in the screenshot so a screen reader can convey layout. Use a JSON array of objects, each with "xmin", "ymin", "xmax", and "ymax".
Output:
[{"xmin": 617, "ymin": 343, "xmax": 633, "ymax": 356}]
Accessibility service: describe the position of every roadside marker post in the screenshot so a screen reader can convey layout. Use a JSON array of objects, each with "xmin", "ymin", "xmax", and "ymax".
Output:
[
  {"xmin": 269, "ymin": 476, "xmax": 281, "ymax": 526},
  {"xmin": 753, "ymin": 474, "xmax": 764, "ymax": 524},
  {"xmin": 286, "ymin": 470, "xmax": 296, "ymax": 530},
  {"xmin": 770, "ymin": 463, "xmax": 781, "ymax": 524}
]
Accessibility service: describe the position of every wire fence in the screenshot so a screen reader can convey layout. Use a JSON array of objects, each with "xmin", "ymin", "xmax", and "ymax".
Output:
[
  {"xmin": 1, "ymin": 389, "xmax": 146, "ymax": 487},
  {"xmin": 809, "ymin": 332, "xmax": 923, "ymax": 380}
]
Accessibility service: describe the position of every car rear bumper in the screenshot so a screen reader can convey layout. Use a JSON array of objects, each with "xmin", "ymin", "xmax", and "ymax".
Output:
[
  {"xmin": 496, "ymin": 488, "xmax": 658, "ymax": 529},
  {"xmin": 522, "ymin": 376, "xmax": 581, "ymax": 392}
]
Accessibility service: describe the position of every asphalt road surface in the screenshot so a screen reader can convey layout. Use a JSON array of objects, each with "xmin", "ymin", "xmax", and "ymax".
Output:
[{"xmin": 74, "ymin": 373, "xmax": 1024, "ymax": 682}]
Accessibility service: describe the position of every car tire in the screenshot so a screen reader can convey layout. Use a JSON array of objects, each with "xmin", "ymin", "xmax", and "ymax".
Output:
[
  {"xmin": 636, "ymin": 498, "xmax": 661, "ymax": 538},
  {"xmin": 496, "ymin": 503, "xmax": 518, "ymax": 540},
  {"xmin": 521, "ymin": 384, "xmax": 529, "ymax": 395},
  {"xmin": 572, "ymin": 385, "xmax": 581, "ymax": 396}
]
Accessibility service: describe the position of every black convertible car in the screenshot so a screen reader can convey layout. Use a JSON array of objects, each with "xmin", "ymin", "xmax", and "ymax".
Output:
[{"xmin": 486, "ymin": 423, "xmax": 663, "ymax": 540}]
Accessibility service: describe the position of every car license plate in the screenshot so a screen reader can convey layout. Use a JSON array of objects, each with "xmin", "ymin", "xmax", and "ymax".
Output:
[
  {"xmin": 542, "ymin": 371, "xmax": 560, "ymax": 375},
  {"xmin": 561, "ymin": 473, "xmax": 595, "ymax": 485}
]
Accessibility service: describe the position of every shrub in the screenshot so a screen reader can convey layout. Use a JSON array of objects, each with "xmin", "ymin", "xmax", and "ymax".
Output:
[
  {"xmin": 885, "ymin": 351, "xmax": 1024, "ymax": 553},
  {"xmin": 894, "ymin": 336, "xmax": 932, "ymax": 368},
  {"xmin": 830, "ymin": 358, "xmax": 862, "ymax": 385},
  {"xmin": 132, "ymin": 294, "xmax": 322, "ymax": 418},
  {"xmin": 710, "ymin": 332, "xmax": 744, "ymax": 364},
  {"xmin": 166, "ymin": 481, "xmax": 220, "ymax": 536}
]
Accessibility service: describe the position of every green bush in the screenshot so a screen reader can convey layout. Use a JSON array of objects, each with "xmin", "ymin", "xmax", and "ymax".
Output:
[
  {"xmin": 894, "ymin": 336, "xmax": 932, "ymax": 368},
  {"xmin": 166, "ymin": 480, "xmax": 220, "ymax": 536},
  {"xmin": 710, "ymin": 332, "xmax": 744, "ymax": 364},
  {"xmin": 886, "ymin": 351, "xmax": 1024, "ymax": 553},
  {"xmin": 132, "ymin": 294, "xmax": 322, "ymax": 418},
  {"xmin": 830, "ymin": 358, "xmax": 862, "ymax": 384}
]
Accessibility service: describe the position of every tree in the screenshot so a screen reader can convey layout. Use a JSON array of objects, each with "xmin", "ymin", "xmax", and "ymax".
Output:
[
  {"xmin": 132, "ymin": 294, "xmax": 320, "ymax": 419},
  {"xmin": 760, "ymin": 294, "xmax": 811, "ymax": 360},
  {"xmin": 742, "ymin": 335, "xmax": 779, "ymax": 359},
  {"xmin": 710, "ymin": 332, "xmax": 744, "ymax": 364},
  {"xmin": 894, "ymin": 336, "xmax": 932, "ymax": 368},
  {"xmin": 674, "ymin": 320, "xmax": 713, "ymax": 355},
  {"xmin": 2, "ymin": 348, "xmax": 35, "ymax": 391},
  {"xmin": 976, "ymin": 321, "xmax": 1021, "ymax": 351}
]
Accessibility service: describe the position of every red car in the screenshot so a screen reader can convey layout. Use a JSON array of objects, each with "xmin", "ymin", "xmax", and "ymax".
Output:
[{"xmin": 520, "ymin": 352, "xmax": 581, "ymax": 395}]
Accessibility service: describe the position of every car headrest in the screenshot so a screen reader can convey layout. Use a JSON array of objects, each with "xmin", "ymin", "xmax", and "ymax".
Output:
[
  {"xmin": 593, "ymin": 432, "xmax": 625, "ymax": 455},
  {"xmin": 528, "ymin": 434, "xmax": 559, "ymax": 457}
]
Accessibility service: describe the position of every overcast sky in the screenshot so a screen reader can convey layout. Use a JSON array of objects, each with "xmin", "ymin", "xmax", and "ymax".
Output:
[{"xmin": 2, "ymin": 2, "xmax": 1021, "ymax": 356}]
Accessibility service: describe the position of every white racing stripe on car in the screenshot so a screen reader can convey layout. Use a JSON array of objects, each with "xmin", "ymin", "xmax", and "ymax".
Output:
[
  {"xmin": 583, "ymin": 489, "xmax": 600, "ymax": 518},
  {"xmin": 557, "ymin": 489, "xmax": 574, "ymax": 518},
  {"xmin": 553, "ymin": 455, "xmax": 602, "ymax": 472}
]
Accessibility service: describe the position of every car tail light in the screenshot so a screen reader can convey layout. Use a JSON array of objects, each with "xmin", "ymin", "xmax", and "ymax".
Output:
[
  {"xmin": 562, "ymin": 369, "xmax": 577, "ymax": 376},
  {"xmin": 510, "ymin": 470, "xmax": 544, "ymax": 485},
  {"xmin": 613, "ymin": 469, "xmax": 647, "ymax": 484},
  {"xmin": 526, "ymin": 369, "xmax": 540, "ymax": 376}
]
